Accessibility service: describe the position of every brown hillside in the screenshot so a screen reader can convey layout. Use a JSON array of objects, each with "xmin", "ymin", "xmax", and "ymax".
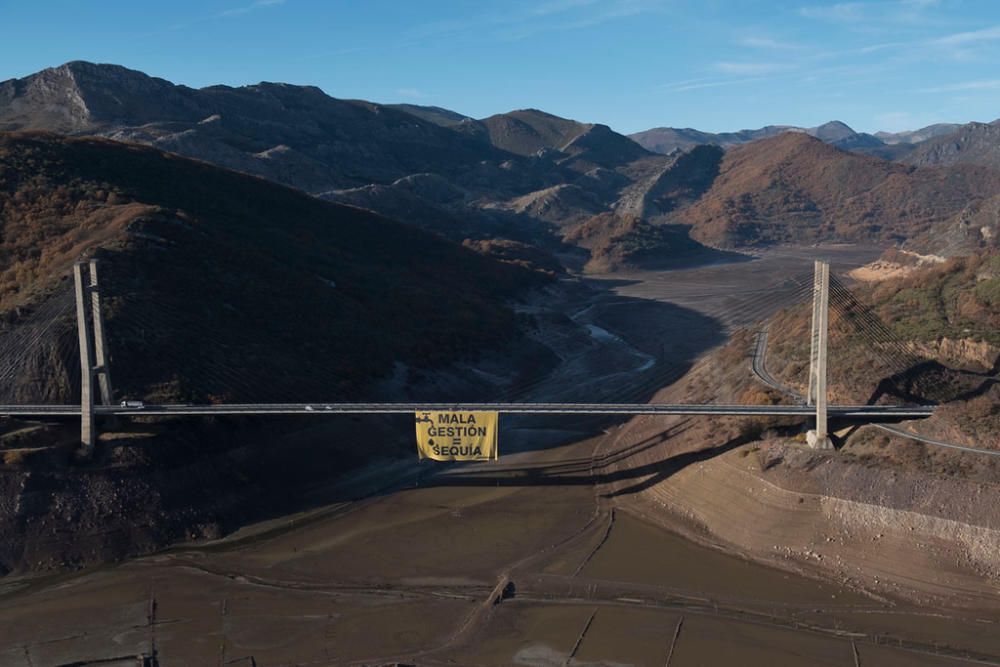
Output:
[
  {"xmin": 564, "ymin": 213, "xmax": 722, "ymax": 272},
  {"xmin": 677, "ymin": 133, "xmax": 1000, "ymax": 247},
  {"xmin": 764, "ymin": 251, "xmax": 999, "ymax": 451},
  {"xmin": 0, "ymin": 131, "xmax": 547, "ymax": 403},
  {"xmin": 867, "ymin": 251, "xmax": 1000, "ymax": 348}
]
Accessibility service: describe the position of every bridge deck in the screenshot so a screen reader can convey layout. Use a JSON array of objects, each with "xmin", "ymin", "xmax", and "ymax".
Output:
[{"xmin": 0, "ymin": 403, "xmax": 936, "ymax": 418}]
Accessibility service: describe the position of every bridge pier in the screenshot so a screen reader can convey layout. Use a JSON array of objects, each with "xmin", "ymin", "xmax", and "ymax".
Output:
[{"xmin": 807, "ymin": 260, "xmax": 833, "ymax": 450}]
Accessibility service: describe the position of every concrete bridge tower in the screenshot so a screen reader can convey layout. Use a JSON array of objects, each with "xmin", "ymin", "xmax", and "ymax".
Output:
[
  {"xmin": 807, "ymin": 260, "xmax": 833, "ymax": 450},
  {"xmin": 73, "ymin": 259, "xmax": 114, "ymax": 455}
]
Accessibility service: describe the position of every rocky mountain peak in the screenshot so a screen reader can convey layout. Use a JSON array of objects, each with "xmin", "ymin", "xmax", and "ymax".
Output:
[
  {"xmin": 0, "ymin": 62, "xmax": 92, "ymax": 131},
  {"xmin": 809, "ymin": 120, "xmax": 856, "ymax": 142},
  {"xmin": 903, "ymin": 121, "xmax": 1000, "ymax": 169},
  {"xmin": 0, "ymin": 61, "xmax": 203, "ymax": 131}
]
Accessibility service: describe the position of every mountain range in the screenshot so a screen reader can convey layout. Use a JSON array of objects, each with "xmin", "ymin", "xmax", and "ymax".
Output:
[
  {"xmin": 398, "ymin": 100, "xmax": 1000, "ymax": 180},
  {"xmin": 899, "ymin": 121, "xmax": 1000, "ymax": 170},
  {"xmin": 1, "ymin": 62, "xmax": 722, "ymax": 271},
  {"xmin": 628, "ymin": 119, "xmax": 1000, "ymax": 167},
  {"xmin": 1, "ymin": 61, "xmax": 999, "ymax": 576},
  {"xmin": 2, "ymin": 60, "xmax": 999, "ymax": 269},
  {"xmin": 629, "ymin": 120, "xmax": 885, "ymax": 155},
  {"xmin": 673, "ymin": 132, "xmax": 1000, "ymax": 249}
]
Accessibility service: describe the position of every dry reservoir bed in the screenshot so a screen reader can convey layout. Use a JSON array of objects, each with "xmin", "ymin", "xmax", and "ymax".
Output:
[
  {"xmin": 1, "ymin": 245, "xmax": 997, "ymax": 666},
  {"xmin": 2, "ymin": 430, "xmax": 998, "ymax": 665}
]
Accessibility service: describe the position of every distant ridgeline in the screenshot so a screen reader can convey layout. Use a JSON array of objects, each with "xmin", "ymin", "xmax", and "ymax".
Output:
[{"xmin": 3, "ymin": 61, "xmax": 994, "ymax": 276}]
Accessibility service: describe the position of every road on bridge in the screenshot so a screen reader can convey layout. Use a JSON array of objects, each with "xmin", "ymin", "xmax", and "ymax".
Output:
[{"xmin": 0, "ymin": 402, "xmax": 935, "ymax": 419}]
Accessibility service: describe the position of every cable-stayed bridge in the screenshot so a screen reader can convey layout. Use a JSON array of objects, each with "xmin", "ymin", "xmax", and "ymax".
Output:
[
  {"xmin": 0, "ymin": 403, "xmax": 936, "ymax": 418},
  {"xmin": 0, "ymin": 258, "xmax": 948, "ymax": 455}
]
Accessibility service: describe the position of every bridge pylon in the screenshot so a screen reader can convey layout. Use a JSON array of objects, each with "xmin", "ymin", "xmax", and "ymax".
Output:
[
  {"xmin": 73, "ymin": 259, "xmax": 114, "ymax": 456},
  {"xmin": 806, "ymin": 260, "xmax": 833, "ymax": 450}
]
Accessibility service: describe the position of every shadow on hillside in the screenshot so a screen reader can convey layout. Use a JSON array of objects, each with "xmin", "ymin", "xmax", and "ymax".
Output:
[
  {"xmin": 207, "ymin": 285, "xmax": 732, "ymax": 523},
  {"xmin": 409, "ymin": 419, "xmax": 753, "ymax": 499},
  {"xmin": 0, "ymin": 266, "xmax": 735, "ymax": 574},
  {"xmin": 474, "ymin": 287, "xmax": 728, "ymax": 454},
  {"xmin": 868, "ymin": 359, "xmax": 1000, "ymax": 406}
]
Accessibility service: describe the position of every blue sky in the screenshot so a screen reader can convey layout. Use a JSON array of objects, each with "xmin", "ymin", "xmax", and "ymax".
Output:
[{"xmin": 4, "ymin": 0, "xmax": 1000, "ymax": 134}]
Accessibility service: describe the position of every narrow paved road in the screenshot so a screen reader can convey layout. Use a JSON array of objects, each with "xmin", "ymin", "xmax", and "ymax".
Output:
[{"xmin": 752, "ymin": 328, "xmax": 804, "ymax": 402}]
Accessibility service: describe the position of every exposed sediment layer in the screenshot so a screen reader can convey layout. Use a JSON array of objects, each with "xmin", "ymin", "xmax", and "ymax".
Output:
[{"xmin": 605, "ymin": 344, "xmax": 1000, "ymax": 610}]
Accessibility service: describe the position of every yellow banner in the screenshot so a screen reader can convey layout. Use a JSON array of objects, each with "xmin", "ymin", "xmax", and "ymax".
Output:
[{"xmin": 415, "ymin": 411, "xmax": 499, "ymax": 461}]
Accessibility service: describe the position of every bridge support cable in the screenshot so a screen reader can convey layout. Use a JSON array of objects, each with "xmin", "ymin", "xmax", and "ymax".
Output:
[
  {"xmin": 827, "ymin": 277, "xmax": 922, "ymax": 375},
  {"xmin": 720, "ymin": 274, "xmax": 814, "ymax": 332},
  {"xmin": 649, "ymin": 275, "xmax": 814, "ymax": 386},
  {"xmin": 103, "ymin": 275, "xmax": 363, "ymax": 405},
  {"xmin": 102, "ymin": 257, "xmax": 817, "ymax": 409},
  {"xmin": 749, "ymin": 283, "xmax": 1000, "ymax": 455},
  {"xmin": 826, "ymin": 276, "xmax": 970, "ymax": 407},
  {"xmin": 0, "ymin": 290, "xmax": 76, "ymax": 399},
  {"xmin": 829, "ymin": 275, "xmax": 918, "ymax": 361},
  {"xmin": 481, "ymin": 273, "xmax": 814, "ymax": 407},
  {"xmin": 109, "ymin": 295, "xmax": 271, "ymax": 402},
  {"xmin": 807, "ymin": 260, "xmax": 833, "ymax": 450},
  {"xmin": 807, "ymin": 265, "xmax": 822, "ymax": 407},
  {"xmin": 615, "ymin": 275, "xmax": 814, "ymax": 403}
]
